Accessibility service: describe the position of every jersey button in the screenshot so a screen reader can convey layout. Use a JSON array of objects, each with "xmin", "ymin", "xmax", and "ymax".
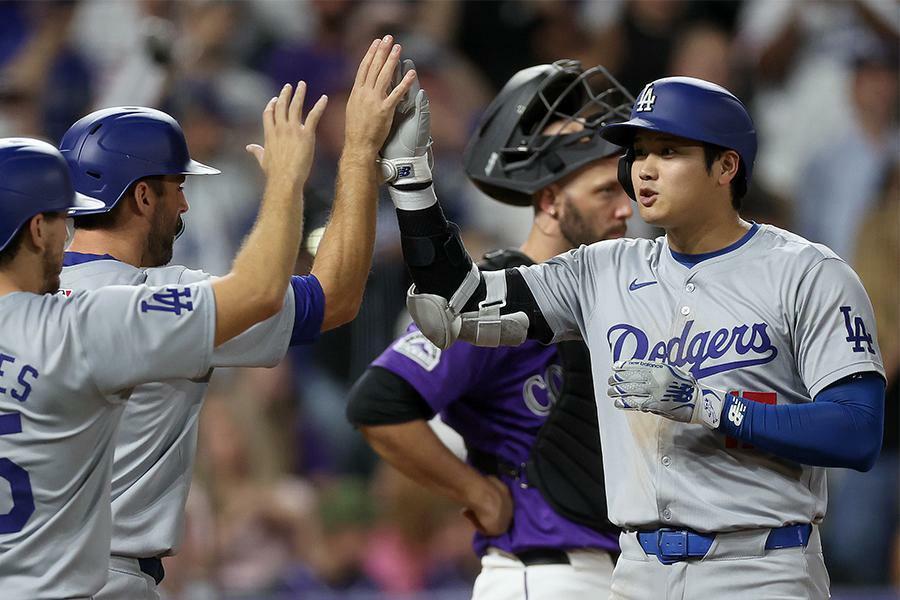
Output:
[
  {"xmin": 661, "ymin": 455, "xmax": 671, "ymax": 467},
  {"xmin": 680, "ymin": 306, "xmax": 690, "ymax": 316},
  {"xmin": 663, "ymin": 508, "xmax": 672, "ymax": 520},
  {"xmin": 685, "ymin": 283, "xmax": 695, "ymax": 292}
]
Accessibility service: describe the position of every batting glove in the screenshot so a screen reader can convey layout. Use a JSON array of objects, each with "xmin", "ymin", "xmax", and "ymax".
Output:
[
  {"xmin": 378, "ymin": 59, "xmax": 434, "ymax": 187},
  {"xmin": 607, "ymin": 360, "xmax": 727, "ymax": 429}
]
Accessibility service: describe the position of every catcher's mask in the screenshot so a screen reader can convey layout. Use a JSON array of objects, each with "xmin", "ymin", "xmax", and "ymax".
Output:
[{"xmin": 463, "ymin": 60, "xmax": 633, "ymax": 206}]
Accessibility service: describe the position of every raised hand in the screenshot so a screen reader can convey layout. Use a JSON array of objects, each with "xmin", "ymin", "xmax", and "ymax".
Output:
[
  {"xmin": 379, "ymin": 57, "xmax": 433, "ymax": 187},
  {"xmin": 344, "ymin": 35, "xmax": 418, "ymax": 155},
  {"xmin": 607, "ymin": 359, "xmax": 726, "ymax": 429},
  {"xmin": 246, "ymin": 81, "xmax": 328, "ymax": 188}
]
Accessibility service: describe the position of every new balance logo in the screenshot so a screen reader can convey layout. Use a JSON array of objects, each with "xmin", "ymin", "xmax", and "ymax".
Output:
[
  {"xmin": 840, "ymin": 306, "xmax": 875, "ymax": 354},
  {"xmin": 635, "ymin": 84, "xmax": 657, "ymax": 113},
  {"xmin": 397, "ymin": 164, "xmax": 412, "ymax": 178},
  {"xmin": 140, "ymin": 287, "xmax": 194, "ymax": 315},
  {"xmin": 727, "ymin": 399, "xmax": 746, "ymax": 427},
  {"xmin": 663, "ymin": 382, "xmax": 694, "ymax": 404}
]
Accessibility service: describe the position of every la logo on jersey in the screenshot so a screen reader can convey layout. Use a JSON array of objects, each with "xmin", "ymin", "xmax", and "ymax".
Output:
[
  {"xmin": 840, "ymin": 306, "xmax": 875, "ymax": 354},
  {"xmin": 635, "ymin": 84, "xmax": 656, "ymax": 112},
  {"xmin": 140, "ymin": 287, "xmax": 194, "ymax": 315}
]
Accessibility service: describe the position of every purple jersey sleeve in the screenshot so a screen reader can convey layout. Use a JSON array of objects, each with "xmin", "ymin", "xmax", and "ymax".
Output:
[
  {"xmin": 289, "ymin": 275, "xmax": 325, "ymax": 345},
  {"xmin": 372, "ymin": 324, "xmax": 497, "ymax": 414}
]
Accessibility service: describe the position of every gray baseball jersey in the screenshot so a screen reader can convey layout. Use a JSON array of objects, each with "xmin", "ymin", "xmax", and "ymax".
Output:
[
  {"xmin": 0, "ymin": 280, "xmax": 215, "ymax": 598},
  {"xmin": 518, "ymin": 224, "xmax": 884, "ymax": 532},
  {"xmin": 59, "ymin": 253, "xmax": 301, "ymax": 558}
]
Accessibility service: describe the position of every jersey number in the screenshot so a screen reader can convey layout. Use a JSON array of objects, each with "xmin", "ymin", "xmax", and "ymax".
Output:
[{"xmin": 0, "ymin": 412, "xmax": 35, "ymax": 533}]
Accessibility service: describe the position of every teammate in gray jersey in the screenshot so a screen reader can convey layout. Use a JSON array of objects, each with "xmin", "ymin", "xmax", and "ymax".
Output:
[
  {"xmin": 0, "ymin": 79, "xmax": 326, "ymax": 599},
  {"xmin": 57, "ymin": 37, "xmax": 414, "ymax": 599},
  {"xmin": 380, "ymin": 70, "xmax": 886, "ymax": 599}
]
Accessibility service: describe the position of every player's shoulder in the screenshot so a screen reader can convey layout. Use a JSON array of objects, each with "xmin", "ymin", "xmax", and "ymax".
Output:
[
  {"xmin": 754, "ymin": 225, "xmax": 844, "ymax": 269},
  {"xmin": 576, "ymin": 236, "xmax": 665, "ymax": 271},
  {"xmin": 143, "ymin": 264, "xmax": 211, "ymax": 286},
  {"xmin": 0, "ymin": 290, "xmax": 86, "ymax": 333},
  {"xmin": 60, "ymin": 255, "xmax": 143, "ymax": 289}
]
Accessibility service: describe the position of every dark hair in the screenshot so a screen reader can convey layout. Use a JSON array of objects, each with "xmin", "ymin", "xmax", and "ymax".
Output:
[
  {"xmin": 0, "ymin": 212, "xmax": 63, "ymax": 267},
  {"xmin": 702, "ymin": 143, "xmax": 746, "ymax": 210},
  {"xmin": 74, "ymin": 176, "xmax": 167, "ymax": 230}
]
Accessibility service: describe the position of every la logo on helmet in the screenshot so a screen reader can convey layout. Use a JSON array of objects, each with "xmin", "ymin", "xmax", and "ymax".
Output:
[{"xmin": 635, "ymin": 84, "xmax": 656, "ymax": 113}]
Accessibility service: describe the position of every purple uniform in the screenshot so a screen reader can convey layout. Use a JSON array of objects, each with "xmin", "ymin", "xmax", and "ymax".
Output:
[{"xmin": 373, "ymin": 325, "xmax": 617, "ymax": 556}]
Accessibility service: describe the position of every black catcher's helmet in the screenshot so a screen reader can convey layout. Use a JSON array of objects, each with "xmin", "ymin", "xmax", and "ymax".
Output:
[{"xmin": 463, "ymin": 60, "xmax": 633, "ymax": 206}]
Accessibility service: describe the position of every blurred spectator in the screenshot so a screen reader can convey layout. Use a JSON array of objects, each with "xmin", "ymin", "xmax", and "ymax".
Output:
[
  {"xmin": 794, "ymin": 40, "xmax": 899, "ymax": 262},
  {"xmin": 364, "ymin": 463, "xmax": 477, "ymax": 593},
  {"xmin": 668, "ymin": 22, "xmax": 734, "ymax": 87},
  {"xmin": 738, "ymin": 0, "xmax": 899, "ymax": 198},
  {"xmin": 159, "ymin": 486, "xmax": 218, "ymax": 600},
  {"xmin": 169, "ymin": 81, "xmax": 264, "ymax": 276},
  {"xmin": 195, "ymin": 375, "xmax": 321, "ymax": 596},
  {"xmin": 591, "ymin": 0, "xmax": 690, "ymax": 96},
  {"xmin": 0, "ymin": 1, "xmax": 91, "ymax": 139},
  {"xmin": 277, "ymin": 479, "xmax": 379, "ymax": 594},
  {"xmin": 823, "ymin": 162, "xmax": 900, "ymax": 586}
]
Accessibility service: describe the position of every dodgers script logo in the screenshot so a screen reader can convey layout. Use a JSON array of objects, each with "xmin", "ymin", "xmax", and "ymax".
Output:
[{"xmin": 607, "ymin": 320, "xmax": 778, "ymax": 380}]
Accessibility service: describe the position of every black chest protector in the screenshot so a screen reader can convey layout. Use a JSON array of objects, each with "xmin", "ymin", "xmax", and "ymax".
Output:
[{"xmin": 477, "ymin": 249, "xmax": 616, "ymax": 534}]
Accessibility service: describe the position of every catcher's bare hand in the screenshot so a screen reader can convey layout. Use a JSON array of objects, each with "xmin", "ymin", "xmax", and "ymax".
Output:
[
  {"xmin": 463, "ymin": 475, "xmax": 513, "ymax": 537},
  {"xmin": 246, "ymin": 81, "xmax": 328, "ymax": 188},
  {"xmin": 344, "ymin": 35, "xmax": 417, "ymax": 154}
]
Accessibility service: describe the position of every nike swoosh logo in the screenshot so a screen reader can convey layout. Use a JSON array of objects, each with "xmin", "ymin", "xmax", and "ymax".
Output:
[{"xmin": 629, "ymin": 278, "xmax": 658, "ymax": 291}]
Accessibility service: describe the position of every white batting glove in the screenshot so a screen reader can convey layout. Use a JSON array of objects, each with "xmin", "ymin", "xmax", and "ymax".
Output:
[
  {"xmin": 378, "ymin": 59, "xmax": 434, "ymax": 187},
  {"xmin": 607, "ymin": 360, "xmax": 727, "ymax": 429}
]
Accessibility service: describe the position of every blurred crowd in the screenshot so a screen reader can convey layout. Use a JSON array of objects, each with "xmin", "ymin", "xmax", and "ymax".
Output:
[{"xmin": 1, "ymin": 1, "xmax": 897, "ymax": 598}]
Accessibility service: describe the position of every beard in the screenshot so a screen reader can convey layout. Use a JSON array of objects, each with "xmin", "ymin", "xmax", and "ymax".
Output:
[
  {"xmin": 558, "ymin": 193, "xmax": 627, "ymax": 247},
  {"xmin": 40, "ymin": 244, "xmax": 64, "ymax": 295},
  {"xmin": 144, "ymin": 210, "xmax": 182, "ymax": 268}
]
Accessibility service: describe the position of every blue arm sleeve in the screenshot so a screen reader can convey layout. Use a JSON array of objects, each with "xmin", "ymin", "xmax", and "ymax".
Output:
[
  {"xmin": 717, "ymin": 372, "xmax": 885, "ymax": 472},
  {"xmin": 289, "ymin": 275, "xmax": 325, "ymax": 346}
]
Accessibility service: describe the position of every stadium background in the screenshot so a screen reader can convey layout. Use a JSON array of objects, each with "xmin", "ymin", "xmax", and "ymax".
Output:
[{"xmin": 0, "ymin": 1, "xmax": 897, "ymax": 598}]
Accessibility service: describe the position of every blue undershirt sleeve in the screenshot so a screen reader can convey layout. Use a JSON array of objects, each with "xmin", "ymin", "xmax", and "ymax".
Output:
[
  {"xmin": 717, "ymin": 372, "xmax": 885, "ymax": 472},
  {"xmin": 289, "ymin": 275, "xmax": 325, "ymax": 346}
]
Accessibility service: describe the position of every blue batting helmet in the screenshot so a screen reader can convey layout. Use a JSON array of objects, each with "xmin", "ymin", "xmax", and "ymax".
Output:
[
  {"xmin": 0, "ymin": 138, "xmax": 105, "ymax": 252},
  {"xmin": 600, "ymin": 77, "xmax": 757, "ymax": 200},
  {"xmin": 59, "ymin": 107, "xmax": 220, "ymax": 215}
]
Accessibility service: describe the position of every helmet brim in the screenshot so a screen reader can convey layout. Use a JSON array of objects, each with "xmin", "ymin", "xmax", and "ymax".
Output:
[
  {"xmin": 67, "ymin": 192, "xmax": 108, "ymax": 216},
  {"xmin": 598, "ymin": 120, "xmax": 659, "ymax": 146},
  {"xmin": 182, "ymin": 159, "xmax": 220, "ymax": 175}
]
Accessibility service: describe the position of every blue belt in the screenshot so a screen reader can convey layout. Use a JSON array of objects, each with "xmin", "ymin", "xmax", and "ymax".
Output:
[{"xmin": 637, "ymin": 524, "xmax": 812, "ymax": 565}]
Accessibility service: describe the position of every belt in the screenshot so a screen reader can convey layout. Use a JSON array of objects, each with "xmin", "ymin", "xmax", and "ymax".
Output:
[
  {"xmin": 637, "ymin": 524, "xmax": 812, "ymax": 565},
  {"xmin": 468, "ymin": 447, "xmax": 522, "ymax": 480},
  {"xmin": 138, "ymin": 557, "xmax": 165, "ymax": 585},
  {"xmin": 513, "ymin": 548, "xmax": 571, "ymax": 566}
]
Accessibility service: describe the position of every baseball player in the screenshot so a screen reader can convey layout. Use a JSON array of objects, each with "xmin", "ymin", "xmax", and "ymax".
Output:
[
  {"xmin": 347, "ymin": 60, "xmax": 632, "ymax": 599},
  {"xmin": 379, "ymin": 71, "xmax": 886, "ymax": 599},
  {"xmin": 57, "ymin": 37, "xmax": 414, "ymax": 599},
  {"xmin": 0, "ymin": 80, "xmax": 326, "ymax": 599}
]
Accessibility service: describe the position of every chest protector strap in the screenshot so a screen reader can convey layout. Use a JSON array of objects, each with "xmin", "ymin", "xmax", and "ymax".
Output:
[{"xmin": 477, "ymin": 249, "xmax": 616, "ymax": 534}]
